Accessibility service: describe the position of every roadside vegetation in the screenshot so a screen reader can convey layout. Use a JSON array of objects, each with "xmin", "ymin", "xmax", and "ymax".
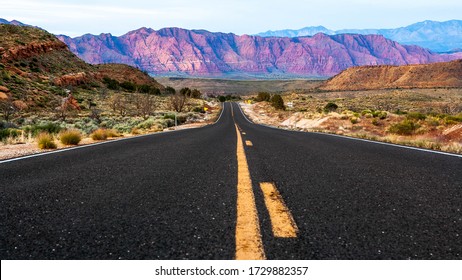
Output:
[{"xmin": 242, "ymin": 88, "xmax": 462, "ymax": 154}]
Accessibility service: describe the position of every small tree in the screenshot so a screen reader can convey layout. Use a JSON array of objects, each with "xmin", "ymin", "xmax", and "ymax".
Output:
[
  {"xmin": 170, "ymin": 92, "xmax": 187, "ymax": 112},
  {"xmin": 180, "ymin": 87, "xmax": 192, "ymax": 97},
  {"xmin": 256, "ymin": 92, "xmax": 271, "ymax": 102},
  {"xmin": 0, "ymin": 95, "xmax": 17, "ymax": 121},
  {"xmin": 164, "ymin": 86, "xmax": 176, "ymax": 95},
  {"xmin": 270, "ymin": 94, "xmax": 285, "ymax": 110},
  {"xmin": 190, "ymin": 89, "xmax": 202, "ymax": 99},
  {"xmin": 324, "ymin": 102, "xmax": 338, "ymax": 112},
  {"xmin": 55, "ymin": 94, "xmax": 81, "ymax": 121},
  {"xmin": 136, "ymin": 95, "xmax": 156, "ymax": 119},
  {"xmin": 218, "ymin": 96, "xmax": 226, "ymax": 102},
  {"xmin": 109, "ymin": 95, "xmax": 128, "ymax": 116}
]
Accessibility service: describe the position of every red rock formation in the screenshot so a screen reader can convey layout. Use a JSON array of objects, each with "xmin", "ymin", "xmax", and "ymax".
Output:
[
  {"xmin": 53, "ymin": 72, "xmax": 90, "ymax": 86},
  {"xmin": 319, "ymin": 59, "xmax": 462, "ymax": 91},
  {"xmin": 57, "ymin": 28, "xmax": 462, "ymax": 77},
  {"xmin": 1, "ymin": 41, "xmax": 68, "ymax": 61}
]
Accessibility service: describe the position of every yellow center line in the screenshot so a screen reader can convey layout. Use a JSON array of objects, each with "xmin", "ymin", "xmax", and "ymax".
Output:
[
  {"xmin": 260, "ymin": 182, "xmax": 298, "ymax": 238},
  {"xmin": 245, "ymin": 140, "xmax": 253, "ymax": 146},
  {"xmin": 234, "ymin": 123, "xmax": 265, "ymax": 260},
  {"xmin": 242, "ymin": 132, "xmax": 246, "ymax": 135}
]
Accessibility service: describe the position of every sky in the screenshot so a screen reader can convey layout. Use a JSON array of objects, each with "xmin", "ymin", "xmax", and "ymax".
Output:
[{"xmin": 2, "ymin": 0, "xmax": 462, "ymax": 37}]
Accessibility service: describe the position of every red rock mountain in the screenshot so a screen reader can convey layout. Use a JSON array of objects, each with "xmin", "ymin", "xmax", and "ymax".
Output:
[{"xmin": 57, "ymin": 27, "xmax": 462, "ymax": 77}]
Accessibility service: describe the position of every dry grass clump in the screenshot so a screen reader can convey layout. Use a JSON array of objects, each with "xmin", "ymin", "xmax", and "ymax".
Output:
[
  {"xmin": 105, "ymin": 129, "xmax": 120, "ymax": 138},
  {"xmin": 59, "ymin": 130, "xmax": 82, "ymax": 145},
  {"xmin": 90, "ymin": 128, "xmax": 120, "ymax": 140},
  {"xmin": 37, "ymin": 132, "xmax": 57, "ymax": 149},
  {"xmin": 90, "ymin": 128, "xmax": 108, "ymax": 140}
]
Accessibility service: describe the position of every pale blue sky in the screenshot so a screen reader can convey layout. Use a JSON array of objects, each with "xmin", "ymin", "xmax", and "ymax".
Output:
[{"xmin": 2, "ymin": 0, "xmax": 462, "ymax": 37}]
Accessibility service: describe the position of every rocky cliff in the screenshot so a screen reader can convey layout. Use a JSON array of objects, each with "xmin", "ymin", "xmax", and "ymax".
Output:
[{"xmin": 58, "ymin": 27, "xmax": 462, "ymax": 78}]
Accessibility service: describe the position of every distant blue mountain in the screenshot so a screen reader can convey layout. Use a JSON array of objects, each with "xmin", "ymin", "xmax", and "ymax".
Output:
[
  {"xmin": 0, "ymin": 18, "xmax": 27, "ymax": 26},
  {"xmin": 257, "ymin": 20, "xmax": 462, "ymax": 53}
]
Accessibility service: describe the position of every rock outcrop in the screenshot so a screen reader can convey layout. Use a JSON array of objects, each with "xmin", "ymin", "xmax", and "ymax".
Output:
[
  {"xmin": 319, "ymin": 59, "xmax": 462, "ymax": 91},
  {"xmin": 58, "ymin": 27, "xmax": 462, "ymax": 77}
]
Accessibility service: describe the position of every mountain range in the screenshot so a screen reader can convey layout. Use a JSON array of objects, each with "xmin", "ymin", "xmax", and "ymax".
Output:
[
  {"xmin": 57, "ymin": 27, "xmax": 461, "ymax": 78},
  {"xmin": 257, "ymin": 20, "xmax": 462, "ymax": 53},
  {"xmin": 2, "ymin": 18, "xmax": 462, "ymax": 78}
]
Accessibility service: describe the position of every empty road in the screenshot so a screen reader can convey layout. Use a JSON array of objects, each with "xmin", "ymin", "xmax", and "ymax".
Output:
[{"xmin": 1, "ymin": 102, "xmax": 461, "ymax": 259}]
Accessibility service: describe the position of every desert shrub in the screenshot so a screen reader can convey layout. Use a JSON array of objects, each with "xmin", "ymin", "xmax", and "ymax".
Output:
[
  {"xmin": 270, "ymin": 94, "xmax": 285, "ymax": 110},
  {"xmin": 361, "ymin": 109, "xmax": 372, "ymax": 116},
  {"xmin": 138, "ymin": 84, "xmax": 161, "ymax": 95},
  {"xmin": 37, "ymin": 133, "xmax": 57, "ymax": 149},
  {"xmin": 364, "ymin": 113, "xmax": 373, "ymax": 118},
  {"xmin": 377, "ymin": 111, "xmax": 388, "ymax": 120},
  {"xmin": 218, "ymin": 96, "xmax": 226, "ymax": 102},
  {"xmin": 406, "ymin": 112, "xmax": 427, "ymax": 121},
  {"xmin": 105, "ymin": 129, "xmax": 120, "ymax": 137},
  {"xmin": 131, "ymin": 128, "xmax": 141, "ymax": 135},
  {"xmin": 23, "ymin": 122, "xmax": 62, "ymax": 136},
  {"xmin": 256, "ymin": 92, "xmax": 271, "ymax": 102},
  {"xmin": 59, "ymin": 130, "xmax": 82, "ymax": 145},
  {"xmin": 164, "ymin": 86, "xmax": 176, "ymax": 95},
  {"xmin": 190, "ymin": 89, "xmax": 202, "ymax": 99},
  {"xmin": 192, "ymin": 106, "xmax": 205, "ymax": 113},
  {"xmin": 136, "ymin": 118, "xmax": 156, "ymax": 129},
  {"xmin": 120, "ymin": 81, "xmax": 136, "ymax": 92},
  {"xmin": 324, "ymin": 102, "xmax": 338, "ymax": 112},
  {"xmin": 350, "ymin": 117, "xmax": 359, "ymax": 124},
  {"xmin": 445, "ymin": 114, "xmax": 462, "ymax": 123},
  {"xmin": 372, "ymin": 118, "xmax": 380, "ymax": 126},
  {"xmin": 426, "ymin": 117, "xmax": 440, "ymax": 126},
  {"xmin": 176, "ymin": 114, "xmax": 187, "ymax": 124},
  {"xmin": 102, "ymin": 77, "xmax": 120, "ymax": 90},
  {"xmin": 0, "ymin": 128, "xmax": 21, "ymax": 141},
  {"xmin": 163, "ymin": 113, "xmax": 176, "ymax": 120},
  {"xmin": 388, "ymin": 120, "xmax": 420, "ymax": 135},
  {"xmin": 91, "ymin": 128, "xmax": 108, "ymax": 140}
]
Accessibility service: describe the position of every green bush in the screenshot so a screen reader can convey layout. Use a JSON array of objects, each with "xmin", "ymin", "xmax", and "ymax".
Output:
[
  {"xmin": 23, "ymin": 122, "xmax": 62, "ymax": 136},
  {"xmin": 120, "ymin": 81, "xmax": 136, "ymax": 92},
  {"xmin": 445, "ymin": 114, "xmax": 462, "ymax": 123},
  {"xmin": 256, "ymin": 92, "xmax": 271, "ymax": 102},
  {"xmin": 0, "ymin": 128, "xmax": 21, "ymax": 140},
  {"xmin": 324, "ymin": 102, "xmax": 338, "ymax": 112},
  {"xmin": 164, "ymin": 86, "xmax": 176, "ymax": 95},
  {"xmin": 59, "ymin": 130, "xmax": 82, "ymax": 145},
  {"xmin": 102, "ymin": 77, "xmax": 120, "ymax": 90},
  {"xmin": 270, "ymin": 94, "xmax": 285, "ymax": 110},
  {"xmin": 350, "ymin": 117, "xmax": 359, "ymax": 124},
  {"xmin": 37, "ymin": 133, "xmax": 57, "ymax": 149},
  {"xmin": 406, "ymin": 112, "xmax": 427, "ymax": 121},
  {"xmin": 388, "ymin": 120, "xmax": 420, "ymax": 135},
  {"xmin": 361, "ymin": 109, "xmax": 372, "ymax": 116},
  {"xmin": 218, "ymin": 96, "xmax": 226, "ymax": 102},
  {"xmin": 136, "ymin": 118, "xmax": 156, "ymax": 129}
]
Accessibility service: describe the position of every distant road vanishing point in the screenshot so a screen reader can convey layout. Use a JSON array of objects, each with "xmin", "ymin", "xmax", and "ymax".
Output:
[{"xmin": 1, "ymin": 103, "xmax": 461, "ymax": 259}]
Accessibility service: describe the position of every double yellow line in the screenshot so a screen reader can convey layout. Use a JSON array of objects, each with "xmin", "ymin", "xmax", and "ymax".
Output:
[{"xmin": 234, "ymin": 123, "xmax": 298, "ymax": 260}]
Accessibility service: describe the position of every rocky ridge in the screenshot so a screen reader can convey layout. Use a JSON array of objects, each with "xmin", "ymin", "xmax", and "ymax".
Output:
[
  {"xmin": 319, "ymin": 59, "xmax": 462, "ymax": 91},
  {"xmin": 57, "ymin": 27, "xmax": 462, "ymax": 78}
]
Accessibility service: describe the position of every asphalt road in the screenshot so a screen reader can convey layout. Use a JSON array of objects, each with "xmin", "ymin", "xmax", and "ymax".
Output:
[{"xmin": 1, "ymin": 102, "xmax": 461, "ymax": 259}]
